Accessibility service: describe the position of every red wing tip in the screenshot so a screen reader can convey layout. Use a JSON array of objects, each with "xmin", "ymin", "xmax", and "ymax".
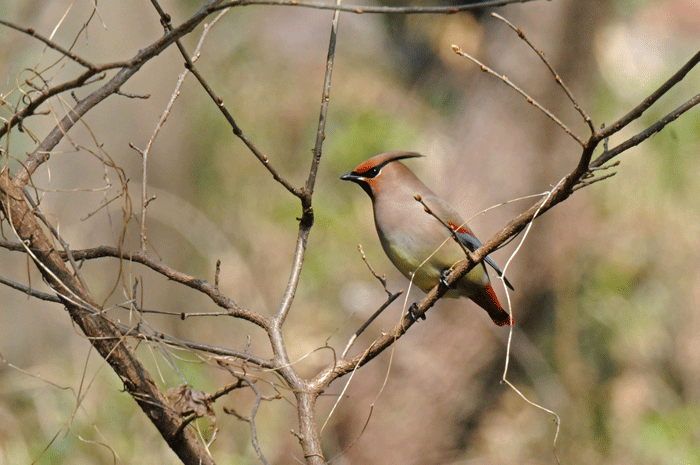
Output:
[
  {"xmin": 493, "ymin": 315, "xmax": 514, "ymax": 326},
  {"xmin": 446, "ymin": 221, "xmax": 475, "ymax": 237}
]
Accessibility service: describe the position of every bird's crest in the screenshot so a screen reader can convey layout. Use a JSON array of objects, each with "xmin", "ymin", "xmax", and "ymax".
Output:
[{"xmin": 352, "ymin": 152, "xmax": 423, "ymax": 175}]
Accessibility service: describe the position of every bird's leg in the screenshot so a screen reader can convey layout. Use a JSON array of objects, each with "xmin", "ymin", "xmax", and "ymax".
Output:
[
  {"xmin": 439, "ymin": 269, "xmax": 454, "ymax": 290},
  {"xmin": 408, "ymin": 303, "xmax": 426, "ymax": 322}
]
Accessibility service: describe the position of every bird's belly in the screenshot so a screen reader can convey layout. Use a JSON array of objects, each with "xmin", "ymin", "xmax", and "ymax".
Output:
[{"xmin": 379, "ymin": 229, "xmax": 488, "ymax": 296}]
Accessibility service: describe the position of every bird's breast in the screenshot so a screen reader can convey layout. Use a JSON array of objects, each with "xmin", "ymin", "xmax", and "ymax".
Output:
[{"xmin": 373, "ymin": 200, "xmax": 460, "ymax": 291}]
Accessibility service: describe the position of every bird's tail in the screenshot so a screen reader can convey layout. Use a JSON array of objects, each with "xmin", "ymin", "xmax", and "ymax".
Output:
[{"xmin": 468, "ymin": 283, "xmax": 513, "ymax": 326}]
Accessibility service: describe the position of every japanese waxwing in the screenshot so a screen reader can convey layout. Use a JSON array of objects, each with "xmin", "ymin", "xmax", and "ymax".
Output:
[{"xmin": 341, "ymin": 152, "xmax": 513, "ymax": 326}]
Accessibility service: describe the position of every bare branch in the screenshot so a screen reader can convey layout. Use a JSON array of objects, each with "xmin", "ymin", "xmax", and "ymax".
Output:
[
  {"xmin": 219, "ymin": 368, "xmax": 281, "ymax": 465},
  {"xmin": 0, "ymin": 274, "xmax": 62, "ymax": 302},
  {"xmin": 357, "ymin": 244, "xmax": 393, "ymax": 297},
  {"xmin": 10, "ymin": 0, "xmax": 230, "ymax": 187},
  {"xmin": 341, "ymin": 291, "xmax": 402, "ymax": 359},
  {"xmin": 120, "ymin": 325, "xmax": 275, "ymax": 369},
  {"xmin": 452, "ymin": 45, "xmax": 585, "ymax": 146},
  {"xmin": 0, "ymin": 170, "xmax": 215, "ymax": 465},
  {"xmin": 217, "ymin": 0, "xmax": 539, "ymax": 15},
  {"xmin": 1, "ymin": 239, "xmax": 269, "ymax": 331},
  {"xmin": 150, "ymin": 0, "xmax": 302, "ymax": 200},
  {"xmin": 115, "ymin": 90, "xmax": 150, "ymax": 99},
  {"xmin": 63, "ymin": 245, "xmax": 270, "ymax": 330},
  {"xmin": 592, "ymin": 92, "xmax": 700, "ymax": 168},
  {"xmin": 491, "ymin": 13, "xmax": 594, "ymax": 132},
  {"xmin": 572, "ymin": 171, "xmax": 616, "ymax": 192},
  {"xmin": 599, "ymin": 49, "xmax": 700, "ymax": 140},
  {"xmin": 275, "ymin": 0, "xmax": 342, "ymax": 326},
  {"xmin": 0, "ymin": 19, "xmax": 97, "ymax": 69}
]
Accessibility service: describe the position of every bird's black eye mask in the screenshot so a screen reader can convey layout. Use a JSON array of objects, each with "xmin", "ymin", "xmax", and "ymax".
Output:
[{"xmin": 355, "ymin": 165, "xmax": 381, "ymax": 179}]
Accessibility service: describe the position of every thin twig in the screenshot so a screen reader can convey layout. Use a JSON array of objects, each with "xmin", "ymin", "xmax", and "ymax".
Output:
[
  {"xmin": 572, "ymin": 172, "xmax": 616, "ymax": 191},
  {"xmin": 341, "ymin": 291, "xmax": 402, "ymax": 359},
  {"xmin": 120, "ymin": 324, "xmax": 275, "ymax": 369},
  {"xmin": 275, "ymin": 0, "xmax": 341, "ymax": 325},
  {"xmin": 115, "ymin": 91, "xmax": 150, "ymax": 99},
  {"xmin": 0, "ymin": 275, "xmax": 62, "ymax": 302},
  {"xmin": 149, "ymin": 0, "xmax": 301, "ymax": 199},
  {"xmin": 220, "ymin": 369, "xmax": 280, "ymax": 465},
  {"xmin": 137, "ymin": 5, "xmax": 230, "ymax": 253},
  {"xmin": 414, "ymin": 194, "xmax": 469, "ymax": 256},
  {"xmin": 452, "ymin": 44, "xmax": 585, "ymax": 146},
  {"xmin": 0, "ymin": 19, "xmax": 97, "ymax": 69},
  {"xmin": 80, "ymin": 187, "xmax": 125, "ymax": 220},
  {"xmin": 491, "ymin": 12, "xmax": 594, "ymax": 132},
  {"xmin": 592, "ymin": 92, "xmax": 700, "ymax": 168},
  {"xmin": 357, "ymin": 244, "xmax": 392, "ymax": 296},
  {"xmin": 598, "ymin": 49, "xmax": 700, "ymax": 140},
  {"xmin": 22, "ymin": 188, "xmax": 90, "ymax": 292},
  {"xmin": 217, "ymin": 0, "xmax": 538, "ymax": 14}
]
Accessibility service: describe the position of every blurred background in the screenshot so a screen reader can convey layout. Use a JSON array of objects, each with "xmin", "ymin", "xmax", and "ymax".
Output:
[{"xmin": 1, "ymin": 0, "xmax": 700, "ymax": 463}]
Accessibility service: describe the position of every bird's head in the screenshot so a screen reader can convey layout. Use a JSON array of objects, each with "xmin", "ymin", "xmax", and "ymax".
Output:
[{"xmin": 340, "ymin": 152, "xmax": 423, "ymax": 199}]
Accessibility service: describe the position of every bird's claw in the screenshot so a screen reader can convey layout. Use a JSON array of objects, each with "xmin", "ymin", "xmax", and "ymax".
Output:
[
  {"xmin": 408, "ymin": 303, "xmax": 426, "ymax": 322},
  {"xmin": 439, "ymin": 269, "xmax": 454, "ymax": 290}
]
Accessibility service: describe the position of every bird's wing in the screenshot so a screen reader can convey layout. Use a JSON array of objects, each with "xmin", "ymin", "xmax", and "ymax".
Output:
[{"xmin": 421, "ymin": 194, "xmax": 515, "ymax": 291}]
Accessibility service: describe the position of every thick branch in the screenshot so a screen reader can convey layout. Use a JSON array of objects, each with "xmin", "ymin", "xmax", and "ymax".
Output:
[{"xmin": 0, "ymin": 170, "xmax": 215, "ymax": 465}]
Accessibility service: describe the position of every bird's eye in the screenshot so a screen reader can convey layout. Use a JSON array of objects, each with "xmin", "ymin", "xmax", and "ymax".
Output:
[{"xmin": 364, "ymin": 167, "xmax": 380, "ymax": 178}]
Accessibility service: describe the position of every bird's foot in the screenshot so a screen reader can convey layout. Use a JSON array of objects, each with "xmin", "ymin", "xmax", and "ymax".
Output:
[
  {"xmin": 439, "ymin": 269, "xmax": 454, "ymax": 290},
  {"xmin": 408, "ymin": 303, "xmax": 426, "ymax": 322}
]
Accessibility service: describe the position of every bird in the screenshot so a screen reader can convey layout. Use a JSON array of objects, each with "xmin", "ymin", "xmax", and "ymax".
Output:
[{"xmin": 340, "ymin": 151, "xmax": 513, "ymax": 326}]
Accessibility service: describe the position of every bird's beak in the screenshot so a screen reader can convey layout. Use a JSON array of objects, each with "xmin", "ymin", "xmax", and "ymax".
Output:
[{"xmin": 340, "ymin": 172, "xmax": 364, "ymax": 183}]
